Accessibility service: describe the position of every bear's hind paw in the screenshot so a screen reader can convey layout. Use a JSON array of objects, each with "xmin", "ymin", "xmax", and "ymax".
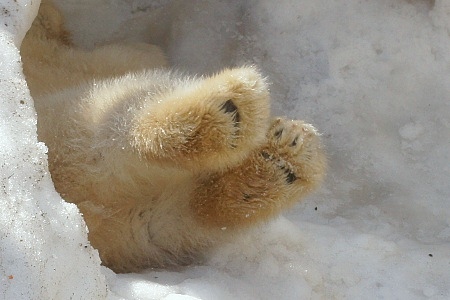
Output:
[{"xmin": 131, "ymin": 67, "xmax": 271, "ymax": 172}]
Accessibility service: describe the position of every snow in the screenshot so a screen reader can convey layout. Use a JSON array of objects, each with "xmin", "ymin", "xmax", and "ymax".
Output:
[
  {"xmin": 1, "ymin": 0, "xmax": 449, "ymax": 299},
  {"xmin": 0, "ymin": 0, "xmax": 107, "ymax": 299}
]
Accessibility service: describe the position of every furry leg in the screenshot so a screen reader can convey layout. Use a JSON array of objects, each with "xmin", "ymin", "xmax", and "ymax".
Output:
[{"xmin": 22, "ymin": 0, "xmax": 167, "ymax": 96}]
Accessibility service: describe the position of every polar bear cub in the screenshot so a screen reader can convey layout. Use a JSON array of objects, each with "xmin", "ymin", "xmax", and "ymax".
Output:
[{"xmin": 21, "ymin": 0, "xmax": 326, "ymax": 273}]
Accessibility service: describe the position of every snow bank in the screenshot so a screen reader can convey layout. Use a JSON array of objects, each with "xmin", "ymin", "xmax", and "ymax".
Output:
[
  {"xmin": 0, "ymin": 0, "xmax": 107, "ymax": 298},
  {"xmin": 2, "ymin": 0, "xmax": 449, "ymax": 299}
]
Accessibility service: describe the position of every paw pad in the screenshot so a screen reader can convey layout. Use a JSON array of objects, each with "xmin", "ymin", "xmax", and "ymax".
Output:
[{"xmin": 220, "ymin": 99, "xmax": 240, "ymax": 125}]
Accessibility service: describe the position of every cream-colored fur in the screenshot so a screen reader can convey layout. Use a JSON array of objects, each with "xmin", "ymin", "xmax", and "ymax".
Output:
[{"xmin": 21, "ymin": 0, "xmax": 326, "ymax": 273}]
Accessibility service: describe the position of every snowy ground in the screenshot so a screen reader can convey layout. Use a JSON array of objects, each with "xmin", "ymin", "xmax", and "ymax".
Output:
[{"xmin": 1, "ymin": 0, "xmax": 449, "ymax": 299}]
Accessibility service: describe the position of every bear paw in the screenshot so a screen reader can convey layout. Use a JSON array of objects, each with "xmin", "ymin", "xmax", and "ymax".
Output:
[
  {"xmin": 261, "ymin": 117, "xmax": 325, "ymax": 185},
  {"xmin": 191, "ymin": 117, "xmax": 326, "ymax": 228},
  {"xmin": 131, "ymin": 67, "xmax": 271, "ymax": 172}
]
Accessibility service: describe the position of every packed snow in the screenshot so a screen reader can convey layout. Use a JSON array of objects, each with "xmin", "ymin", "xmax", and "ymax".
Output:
[
  {"xmin": 1, "ymin": 0, "xmax": 449, "ymax": 299},
  {"xmin": 0, "ymin": 1, "xmax": 107, "ymax": 299}
]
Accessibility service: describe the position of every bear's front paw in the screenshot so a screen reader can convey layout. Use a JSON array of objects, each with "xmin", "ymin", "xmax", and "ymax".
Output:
[
  {"xmin": 191, "ymin": 117, "xmax": 326, "ymax": 228},
  {"xmin": 261, "ymin": 118, "xmax": 326, "ymax": 186}
]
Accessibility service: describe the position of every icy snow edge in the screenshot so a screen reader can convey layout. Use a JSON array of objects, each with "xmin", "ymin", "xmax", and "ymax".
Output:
[{"xmin": 0, "ymin": 0, "xmax": 107, "ymax": 298}]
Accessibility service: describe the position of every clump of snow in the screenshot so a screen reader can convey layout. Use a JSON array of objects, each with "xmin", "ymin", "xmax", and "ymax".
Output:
[
  {"xmin": 0, "ymin": 0, "xmax": 107, "ymax": 299},
  {"xmin": 2, "ymin": 0, "xmax": 449, "ymax": 299}
]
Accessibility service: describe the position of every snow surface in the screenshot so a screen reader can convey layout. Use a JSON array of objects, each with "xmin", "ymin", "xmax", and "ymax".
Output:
[
  {"xmin": 1, "ymin": 0, "xmax": 449, "ymax": 299},
  {"xmin": 0, "ymin": 0, "xmax": 107, "ymax": 299}
]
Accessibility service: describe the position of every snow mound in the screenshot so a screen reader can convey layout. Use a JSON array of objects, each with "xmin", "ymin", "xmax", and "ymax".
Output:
[{"xmin": 0, "ymin": 1, "xmax": 106, "ymax": 298}]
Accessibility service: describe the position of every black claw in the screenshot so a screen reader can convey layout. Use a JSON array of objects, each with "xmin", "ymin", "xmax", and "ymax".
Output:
[
  {"xmin": 290, "ymin": 136, "xmax": 299, "ymax": 147},
  {"xmin": 261, "ymin": 151, "xmax": 271, "ymax": 160},
  {"xmin": 233, "ymin": 111, "xmax": 240, "ymax": 124},
  {"xmin": 221, "ymin": 99, "xmax": 240, "ymax": 124},
  {"xmin": 274, "ymin": 129, "xmax": 283, "ymax": 139},
  {"xmin": 260, "ymin": 150, "xmax": 297, "ymax": 184},
  {"xmin": 285, "ymin": 171, "xmax": 297, "ymax": 184}
]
